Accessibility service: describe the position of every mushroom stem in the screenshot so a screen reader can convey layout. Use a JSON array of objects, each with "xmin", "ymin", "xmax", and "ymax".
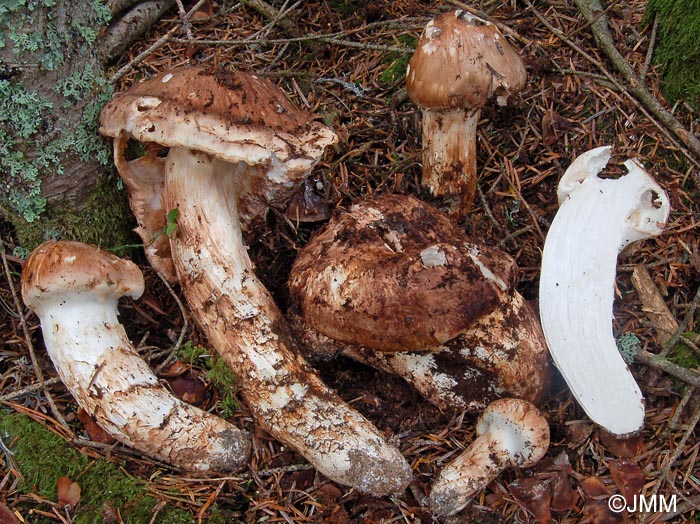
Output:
[
  {"xmin": 539, "ymin": 146, "xmax": 671, "ymax": 436},
  {"xmin": 293, "ymin": 290, "xmax": 549, "ymax": 411},
  {"xmin": 22, "ymin": 241, "xmax": 250, "ymax": 472},
  {"xmin": 428, "ymin": 398, "xmax": 549, "ymax": 516},
  {"xmin": 164, "ymin": 148, "xmax": 412, "ymax": 495},
  {"xmin": 429, "ymin": 429, "xmax": 504, "ymax": 515},
  {"xmin": 420, "ymin": 108, "xmax": 479, "ymax": 211}
]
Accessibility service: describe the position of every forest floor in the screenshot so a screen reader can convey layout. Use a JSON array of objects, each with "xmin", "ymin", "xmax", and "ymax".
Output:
[{"xmin": 1, "ymin": 1, "xmax": 699, "ymax": 523}]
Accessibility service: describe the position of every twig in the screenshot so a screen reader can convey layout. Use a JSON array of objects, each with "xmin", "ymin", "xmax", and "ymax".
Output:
[
  {"xmin": 174, "ymin": 0, "xmax": 194, "ymax": 41},
  {"xmin": 98, "ymin": 0, "xmax": 177, "ymax": 62},
  {"xmin": 476, "ymin": 183, "xmax": 502, "ymax": 233},
  {"xmin": 498, "ymin": 225, "xmax": 535, "ymax": 247},
  {"xmin": 444, "ymin": 0, "xmax": 532, "ymax": 47},
  {"xmin": 109, "ymin": 0, "xmax": 209, "ymax": 83},
  {"xmin": 573, "ymin": 0, "xmax": 700, "ymax": 165},
  {"xmin": 662, "ymin": 283, "xmax": 700, "ymax": 357},
  {"xmin": 667, "ymin": 386, "xmax": 694, "ymax": 430},
  {"xmin": 110, "ymin": 26, "xmax": 180, "ymax": 84},
  {"xmin": 525, "ymin": 0, "xmax": 700, "ymax": 171},
  {"xmin": 650, "ymin": 400, "xmax": 700, "ymax": 500},
  {"xmin": 634, "ymin": 350, "xmax": 700, "ymax": 387},
  {"xmin": 631, "ymin": 265, "xmax": 679, "ymax": 346},
  {"xmin": 153, "ymin": 271, "xmax": 189, "ymax": 374},
  {"xmin": 0, "ymin": 377, "xmax": 62, "ymax": 402},
  {"xmin": 640, "ymin": 14, "xmax": 659, "ymax": 82},
  {"xmin": 241, "ymin": 0, "xmax": 299, "ymax": 37},
  {"xmin": 0, "ymin": 239, "xmax": 71, "ymax": 432},
  {"xmin": 169, "ymin": 35, "xmax": 413, "ymax": 54}
]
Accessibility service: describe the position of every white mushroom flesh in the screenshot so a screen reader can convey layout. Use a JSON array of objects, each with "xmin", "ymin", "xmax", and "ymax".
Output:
[{"xmin": 539, "ymin": 146, "xmax": 670, "ymax": 436}]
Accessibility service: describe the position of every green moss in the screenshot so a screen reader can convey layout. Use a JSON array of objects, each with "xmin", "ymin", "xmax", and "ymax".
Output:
[
  {"xmin": 668, "ymin": 335, "xmax": 700, "ymax": 368},
  {"xmin": 0, "ymin": 411, "xmax": 193, "ymax": 524},
  {"xmin": 645, "ymin": 0, "xmax": 700, "ymax": 109},
  {"xmin": 175, "ymin": 342, "xmax": 242, "ymax": 419},
  {"xmin": 378, "ymin": 34, "xmax": 416, "ymax": 85},
  {"xmin": 12, "ymin": 172, "xmax": 137, "ymax": 253}
]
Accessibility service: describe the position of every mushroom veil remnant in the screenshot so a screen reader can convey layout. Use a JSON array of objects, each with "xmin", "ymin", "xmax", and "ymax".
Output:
[
  {"xmin": 21, "ymin": 240, "xmax": 250, "ymax": 472},
  {"xmin": 406, "ymin": 10, "xmax": 526, "ymax": 215},
  {"xmin": 290, "ymin": 194, "xmax": 550, "ymax": 411},
  {"xmin": 539, "ymin": 146, "xmax": 670, "ymax": 436},
  {"xmin": 100, "ymin": 66, "xmax": 412, "ymax": 495}
]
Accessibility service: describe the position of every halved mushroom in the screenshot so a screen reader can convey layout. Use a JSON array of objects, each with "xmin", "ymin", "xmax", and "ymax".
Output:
[
  {"xmin": 21, "ymin": 240, "xmax": 250, "ymax": 472},
  {"xmin": 99, "ymin": 66, "xmax": 412, "ymax": 495},
  {"xmin": 539, "ymin": 146, "xmax": 670, "ymax": 436},
  {"xmin": 289, "ymin": 194, "xmax": 550, "ymax": 411},
  {"xmin": 406, "ymin": 10, "xmax": 526, "ymax": 215}
]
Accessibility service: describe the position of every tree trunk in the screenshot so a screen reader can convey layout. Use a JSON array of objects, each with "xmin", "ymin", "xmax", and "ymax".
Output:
[{"xmin": 0, "ymin": 0, "xmax": 173, "ymax": 253}]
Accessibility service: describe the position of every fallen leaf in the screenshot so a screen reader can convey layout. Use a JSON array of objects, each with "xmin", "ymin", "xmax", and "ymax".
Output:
[
  {"xmin": 580, "ymin": 476, "xmax": 626, "ymax": 524},
  {"xmin": 57, "ymin": 476, "xmax": 81, "ymax": 510},
  {"xmin": 168, "ymin": 375, "xmax": 209, "ymax": 406},
  {"xmin": 186, "ymin": 0, "xmax": 213, "ymax": 19},
  {"xmin": 77, "ymin": 409, "xmax": 115, "ymax": 444},
  {"xmin": 609, "ymin": 460, "xmax": 645, "ymax": 503},
  {"xmin": 549, "ymin": 456, "xmax": 580, "ymax": 512},
  {"xmin": 285, "ymin": 179, "xmax": 330, "ymax": 223},
  {"xmin": 0, "ymin": 503, "xmax": 19, "ymax": 524},
  {"xmin": 509, "ymin": 477, "xmax": 552, "ymax": 524},
  {"xmin": 599, "ymin": 431, "xmax": 645, "ymax": 458},
  {"xmin": 158, "ymin": 360, "xmax": 191, "ymax": 377},
  {"xmin": 566, "ymin": 420, "xmax": 595, "ymax": 449}
]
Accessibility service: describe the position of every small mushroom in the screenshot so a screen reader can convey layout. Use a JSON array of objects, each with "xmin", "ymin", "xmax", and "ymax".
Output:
[
  {"xmin": 539, "ymin": 146, "xmax": 670, "ymax": 436},
  {"xmin": 428, "ymin": 398, "xmax": 550, "ymax": 516},
  {"xmin": 406, "ymin": 10, "xmax": 526, "ymax": 215},
  {"xmin": 289, "ymin": 194, "xmax": 550, "ymax": 410},
  {"xmin": 21, "ymin": 240, "xmax": 250, "ymax": 472},
  {"xmin": 100, "ymin": 66, "xmax": 412, "ymax": 495}
]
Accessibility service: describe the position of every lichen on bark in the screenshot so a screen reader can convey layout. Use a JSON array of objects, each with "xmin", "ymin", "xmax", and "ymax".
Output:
[{"xmin": 0, "ymin": 0, "xmax": 136, "ymax": 252}]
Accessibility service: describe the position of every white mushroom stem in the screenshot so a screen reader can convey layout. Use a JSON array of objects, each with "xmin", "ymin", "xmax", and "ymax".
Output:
[
  {"xmin": 420, "ymin": 108, "xmax": 479, "ymax": 209},
  {"xmin": 539, "ymin": 146, "xmax": 670, "ymax": 436},
  {"xmin": 428, "ymin": 398, "xmax": 549, "ymax": 516},
  {"xmin": 23, "ymin": 243, "xmax": 250, "ymax": 472},
  {"xmin": 164, "ymin": 148, "xmax": 412, "ymax": 495}
]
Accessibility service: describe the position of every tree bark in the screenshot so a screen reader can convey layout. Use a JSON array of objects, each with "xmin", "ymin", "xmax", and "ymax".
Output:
[{"xmin": 0, "ymin": 1, "xmax": 172, "ymax": 252}]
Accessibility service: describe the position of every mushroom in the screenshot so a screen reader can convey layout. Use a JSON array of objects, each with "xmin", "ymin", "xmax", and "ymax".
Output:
[
  {"xmin": 539, "ymin": 146, "xmax": 670, "ymax": 436},
  {"xmin": 99, "ymin": 66, "xmax": 412, "ymax": 495},
  {"xmin": 289, "ymin": 194, "xmax": 550, "ymax": 410},
  {"xmin": 105, "ymin": 67, "xmax": 337, "ymax": 283},
  {"xmin": 428, "ymin": 398, "xmax": 550, "ymax": 516},
  {"xmin": 21, "ymin": 240, "xmax": 250, "ymax": 472},
  {"xmin": 406, "ymin": 10, "xmax": 526, "ymax": 215}
]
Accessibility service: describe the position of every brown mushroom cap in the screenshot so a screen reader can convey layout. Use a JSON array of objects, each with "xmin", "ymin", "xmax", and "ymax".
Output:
[
  {"xmin": 405, "ymin": 10, "xmax": 526, "ymax": 110},
  {"xmin": 289, "ymin": 194, "xmax": 517, "ymax": 352},
  {"xmin": 99, "ymin": 65, "xmax": 338, "ymax": 280},
  {"xmin": 100, "ymin": 66, "xmax": 336, "ymax": 170},
  {"xmin": 22, "ymin": 240, "xmax": 144, "ymax": 310}
]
